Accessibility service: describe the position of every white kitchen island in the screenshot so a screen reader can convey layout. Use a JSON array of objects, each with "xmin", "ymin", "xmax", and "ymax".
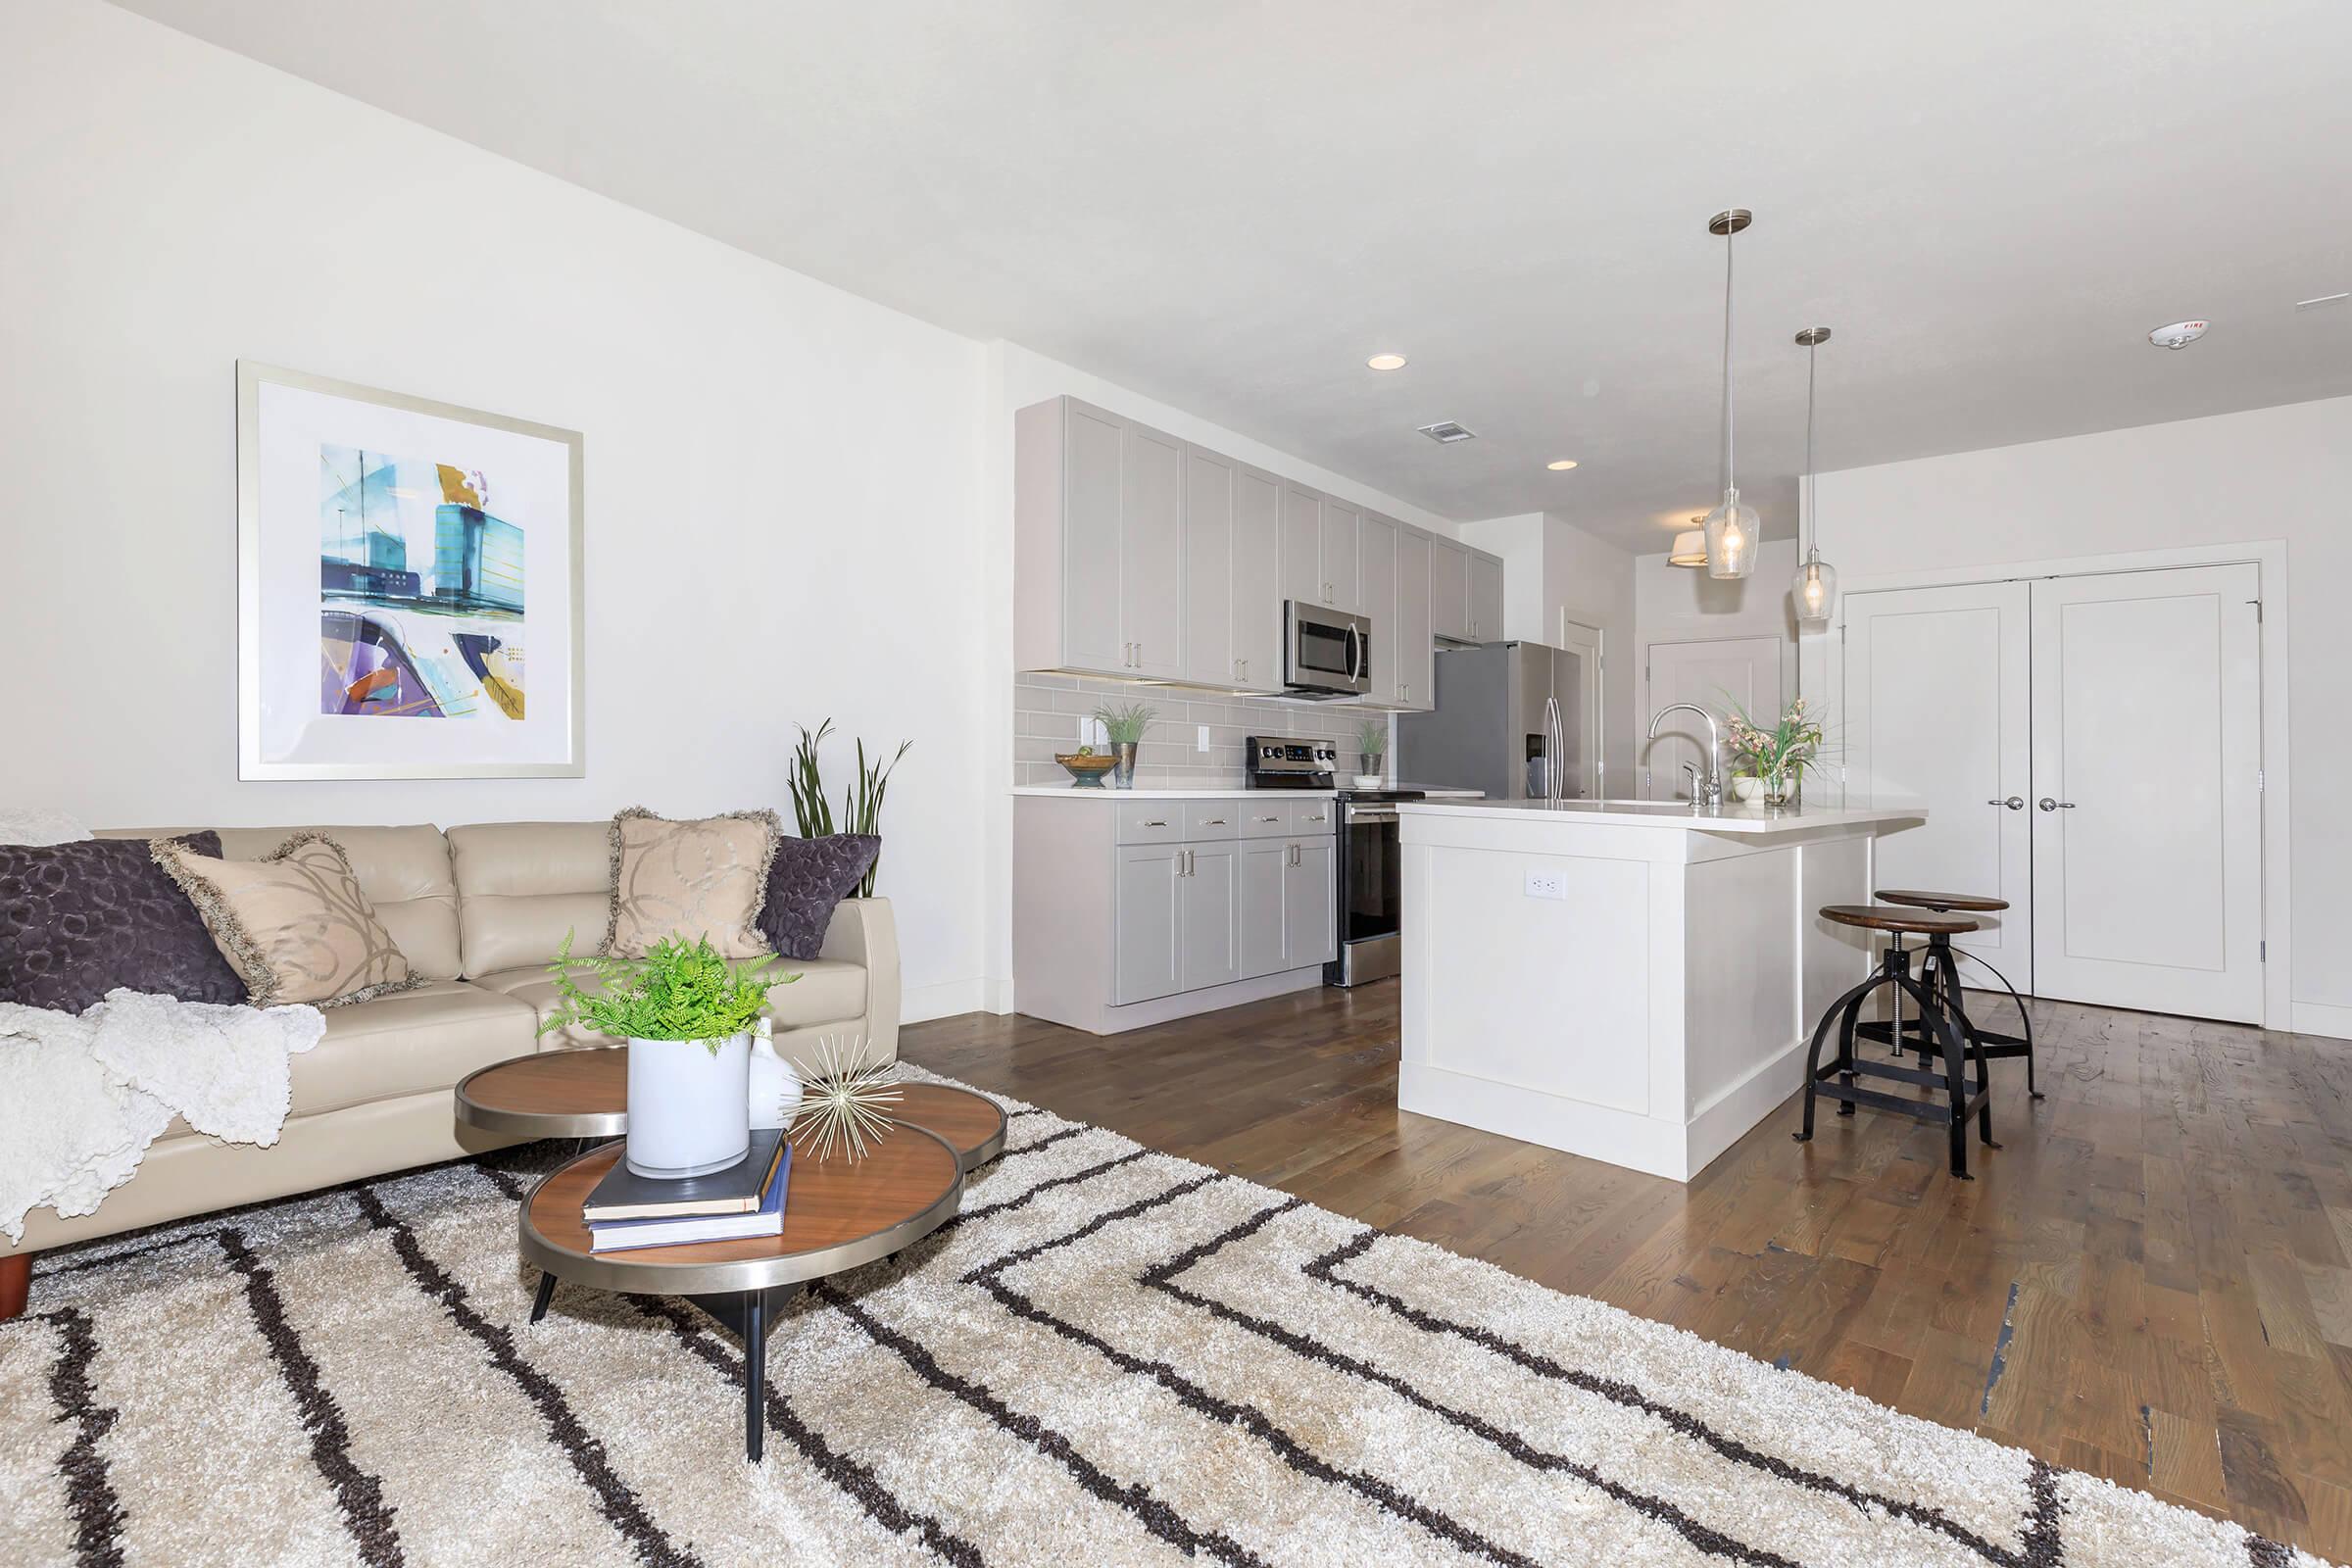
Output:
[{"xmin": 1396, "ymin": 799, "xmax": 1924, "ymax": 1181}]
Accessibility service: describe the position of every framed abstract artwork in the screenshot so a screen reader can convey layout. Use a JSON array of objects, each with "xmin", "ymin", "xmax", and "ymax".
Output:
[{"xmin": 236, "ymin": 363, "xmax": 585, "ymax": 779}]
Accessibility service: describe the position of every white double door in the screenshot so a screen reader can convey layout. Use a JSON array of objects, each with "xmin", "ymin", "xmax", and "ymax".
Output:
[{"xmin": 1843, "ymin": 564, "xmax": 2263, "ymax": 1022}]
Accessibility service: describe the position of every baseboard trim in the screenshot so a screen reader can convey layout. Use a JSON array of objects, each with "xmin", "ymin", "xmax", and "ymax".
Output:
[
  {"xmin": 2290, "ymin": 1001, "xmax": 2352, "ymax": 1042},
  {"xmin": 904, "ymin": 977, "xmax": 990, "ymax": 1025}
]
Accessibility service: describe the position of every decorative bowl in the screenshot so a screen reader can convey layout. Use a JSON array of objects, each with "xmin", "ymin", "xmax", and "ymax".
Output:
[{"xmin": 1055, "ymin": 753, "xmax": 1119, "ymax": 788}]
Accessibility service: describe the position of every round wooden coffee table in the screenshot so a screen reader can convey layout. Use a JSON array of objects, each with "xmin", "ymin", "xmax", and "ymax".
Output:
[
  {"xmin": 455, "ymin": 1049, "xmax": 1008, "ymax": 1170},
  {"xmin": 521, "ymin": 1121, "xmax": 963, "ymax": 1462}
]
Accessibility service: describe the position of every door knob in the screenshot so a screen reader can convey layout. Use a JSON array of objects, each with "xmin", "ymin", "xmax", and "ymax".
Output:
[
  {"xmin": 2036, "ymin": 797, "xmax": 2075, "ymax": 811},
  {"xmin": 1987, "ymin": 796, "xmax": 2025, "ymax": 810}
]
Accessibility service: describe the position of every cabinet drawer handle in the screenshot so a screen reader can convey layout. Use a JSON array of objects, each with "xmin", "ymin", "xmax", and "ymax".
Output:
[
  {"xmin": 1141, "ymin": 818, "xmax": 1168, "ymax": 827},
  {"xmin": 1200, "ymin": 817, "xmax": 1226, "ymax": 826},
  {"xmin": 1254, "ymin": 815, "xmax": 1280, "ymax": 823}
]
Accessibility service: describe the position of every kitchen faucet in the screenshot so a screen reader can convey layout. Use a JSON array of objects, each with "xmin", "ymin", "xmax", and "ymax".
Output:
[{"xmin": 1647, "ymin": 704, "xmax": 1723, "ymax": 812}]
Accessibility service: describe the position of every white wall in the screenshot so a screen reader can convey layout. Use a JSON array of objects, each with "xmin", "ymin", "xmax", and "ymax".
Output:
[
  {"xmin": 1457, "ymin": 513, "xmax": 1638, "ymax": 798},
  {"xmin": 1807, "ymin": 394, "xmax": 2352, "ymax": 1029},
  {"xmin": 0, "ymin": 0, "xmax": 995, "ymax": 1020}
]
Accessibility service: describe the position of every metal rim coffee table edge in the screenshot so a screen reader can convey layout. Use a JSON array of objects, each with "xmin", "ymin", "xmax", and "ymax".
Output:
[
  {"xmin": 895, "ymin": 1087, "xmax": 1007, "ymax": 1173},
  {"xmin": 516, "ymin": 1122, "xmax": 965, "ymax": 1297},
  {"xmin": 454, "ymin": 1058, "xmax": 630, "ymax": 1140}
]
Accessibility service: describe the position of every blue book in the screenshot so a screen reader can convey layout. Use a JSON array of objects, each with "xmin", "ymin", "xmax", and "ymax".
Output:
[{"xmin": 589, "ymin": 1146, "xmax": 792, "ymax": 1252}]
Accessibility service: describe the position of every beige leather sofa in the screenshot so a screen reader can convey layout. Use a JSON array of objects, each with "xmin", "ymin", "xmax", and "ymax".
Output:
[{"xmin": 1, "ymin": 820, "xmax": 899, "ymax": 1263}]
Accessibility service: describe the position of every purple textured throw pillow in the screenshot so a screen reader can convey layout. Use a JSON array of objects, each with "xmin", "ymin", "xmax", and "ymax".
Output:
[
  {"xmin": 0, "ymin": 832, "xmax": 247, "ymax": 1013},
  {"xmin": 757, "ymin": 835, "xmax": 880, "ymax": 959}
]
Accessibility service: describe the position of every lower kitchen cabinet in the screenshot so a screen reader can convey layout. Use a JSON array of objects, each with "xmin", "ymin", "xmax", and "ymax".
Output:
[{"xmin": 1015, "ymin": 793, "xmax": 1338, "ymax": 1034}]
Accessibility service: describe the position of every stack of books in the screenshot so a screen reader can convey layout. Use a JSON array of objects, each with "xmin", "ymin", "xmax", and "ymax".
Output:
[{"xmin": 584, "ymin": 1129, "xmax": 792, "ymax": 1252}]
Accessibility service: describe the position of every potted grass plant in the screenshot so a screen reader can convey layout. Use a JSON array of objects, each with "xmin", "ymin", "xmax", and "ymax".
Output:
[
  {"xmin": 1092, "ymin": 701, "xmax": 1155, "ymax": 789},
  {"xmin": 1356, "ymin": 718, "xmax": 1389, "ymax": 783},
  {"xmin": 539, "ymin": 933, "xmax": 799, "ymax": 1179}
]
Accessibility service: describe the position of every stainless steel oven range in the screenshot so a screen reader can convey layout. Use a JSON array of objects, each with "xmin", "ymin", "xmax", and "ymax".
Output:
[{"xmin": 1245, "ymin": 734, "xmax": 1425, "ymax": 988}]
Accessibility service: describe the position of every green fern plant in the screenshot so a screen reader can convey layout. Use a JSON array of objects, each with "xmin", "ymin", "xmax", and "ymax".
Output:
[{"xmin": 536, "ymin": 931, "xmax": 798, "ymax": 1049}]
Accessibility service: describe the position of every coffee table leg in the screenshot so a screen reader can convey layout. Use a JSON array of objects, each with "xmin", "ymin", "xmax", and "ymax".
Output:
[
  {"xmin": 529, "ymin": 1270, "xmax": 559, "ymax": 1324},
  {"xmin": 743, "ymin": 1290, "xmax": 765, "ymax": 1462}
]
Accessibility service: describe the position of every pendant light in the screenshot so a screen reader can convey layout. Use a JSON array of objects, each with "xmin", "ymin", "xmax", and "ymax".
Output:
[
  {"xmin": 1701, "ymin": 209, "xmax": 1757, "ymax": 580},
  {"xmin": 1669, "ymin": 518, "xmax": 1709, "ymax": 567},
  {"xmin": 1790, "ymin": 325, "xmax": 1839, "ymax": 624}
]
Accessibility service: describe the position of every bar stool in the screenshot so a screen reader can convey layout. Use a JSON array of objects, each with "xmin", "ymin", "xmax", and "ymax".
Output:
[
  {"xmin": 1857, "ymin": 889, "xmax": 2042, "ymax": 1101},
  {"xmin": 1795, "ymin": 905, "xmax": 1997, "ymax": 1179}
]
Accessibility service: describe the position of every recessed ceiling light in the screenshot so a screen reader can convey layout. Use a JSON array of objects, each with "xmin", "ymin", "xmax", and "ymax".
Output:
[
  {"xmin": 1546, "ymin": 460, "xmax": 1579, "ymax": 471},
  {"xmin": 2148, "ymin": 319, "xmax": 2208, "ymax": 350},
  {"xmin": 1366, "ymin": 353, "xmax": 1407, "ymax": 370}
]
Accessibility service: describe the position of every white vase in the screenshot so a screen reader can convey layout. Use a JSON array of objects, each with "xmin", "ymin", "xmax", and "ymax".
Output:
[
  {"xmin": 624, "ymin": 1033, "xmax": 753, "ymax": 1178},
  {"xmin": 746, "ymin": 1019, "xmax": 803, "ymax": 1131},
  {"xmin": 1733, "ymin": 776, "xmax": 1764, "ymax": 805}
]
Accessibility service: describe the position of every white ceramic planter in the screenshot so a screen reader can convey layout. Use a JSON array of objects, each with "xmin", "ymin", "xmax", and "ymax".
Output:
[{"xmin": 624, "ymin": 1033, "xmax": 753, "ymax": 1178}]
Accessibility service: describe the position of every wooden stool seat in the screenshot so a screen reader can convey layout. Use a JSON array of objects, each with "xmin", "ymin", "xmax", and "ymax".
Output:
[
  {"xmin": 1876, "ymin": 888, "xmax": 2009, "ymax": 913},
  {"xmin": 1818, "ymin": 904, "xmax": 1980, "ymax": 937}
]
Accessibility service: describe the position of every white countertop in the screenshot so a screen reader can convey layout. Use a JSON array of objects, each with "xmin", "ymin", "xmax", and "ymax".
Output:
[
  {"xmin": 1396, "ymin": 798, "xmax": 1923, "ymax": 834},
  {"xmin": 1013, "ymin": 785, "xmax": 1337, "ymax": 800}
]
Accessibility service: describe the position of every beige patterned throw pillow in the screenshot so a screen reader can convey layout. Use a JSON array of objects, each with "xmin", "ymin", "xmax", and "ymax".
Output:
[
  {"xmin": 603, "ymin": 808, "xmax": 782, "ymax": 959},
  {"xmin": 154, "ymin": 831, "xmax": 423, "ymax": 1008}
]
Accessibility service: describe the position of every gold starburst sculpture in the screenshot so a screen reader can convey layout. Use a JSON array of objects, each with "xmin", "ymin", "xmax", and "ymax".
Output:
[{"xmin": 783, "ymin": 1034, "xmax": 904, "ymax": 1163}]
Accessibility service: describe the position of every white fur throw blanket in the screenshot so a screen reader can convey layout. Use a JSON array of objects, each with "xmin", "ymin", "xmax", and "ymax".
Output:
[{"xmin": 0, "ymin": 989, "xmax": 325, "ymax": 1243}]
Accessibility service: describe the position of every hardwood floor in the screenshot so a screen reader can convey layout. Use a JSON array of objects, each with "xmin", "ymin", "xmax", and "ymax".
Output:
[{"xmin": 902, "ymin": 980, "xmax": 2352, "ymax": 1562}]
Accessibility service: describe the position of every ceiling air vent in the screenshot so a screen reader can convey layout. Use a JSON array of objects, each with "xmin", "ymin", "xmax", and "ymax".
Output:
[{"xmin": 1418, "ymin": 420, "xmax": 1477, "ymax": 444}]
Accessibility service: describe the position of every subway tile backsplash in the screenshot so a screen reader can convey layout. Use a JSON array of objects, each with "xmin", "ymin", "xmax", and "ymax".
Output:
[{"xmin": 1011, "ymin": 675, "xmax": 1388, "ymax": 789}]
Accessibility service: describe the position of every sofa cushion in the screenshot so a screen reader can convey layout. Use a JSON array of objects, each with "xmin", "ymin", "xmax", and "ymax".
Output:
[
  {"xmin": 605, "ymin": 808, "xmax": 782, "ymax": 959},
  {"xmin": 0, "ymin": 832, "xmax": 247, "ymax": 1012},
  {"xmin": 474, "ymin": 956, "xmax": 866, "ymax": 1048},
  {"xmin": 447, "ymin": 821, "xmax": 611, "ymax": 978},
  {"xmin": 156, "ymin": 832, "xmax": 423, "ymax": 1008},
  {"xmin": 102, "ymin": 825, "xmax": 462, "ymax": 980},
  {"xmin": 288, "ymin": 979, "xmax": 537, "ymax": 1116},
  {"xmin": 759, "ymin": 834, "xmax": 881, "ymax": 960}
]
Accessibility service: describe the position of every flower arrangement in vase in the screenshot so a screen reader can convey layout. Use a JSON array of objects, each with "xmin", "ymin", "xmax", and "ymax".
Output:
[{"xmin": 1724, "ymin": 696, "xmax": 1825, "ymax": 807}]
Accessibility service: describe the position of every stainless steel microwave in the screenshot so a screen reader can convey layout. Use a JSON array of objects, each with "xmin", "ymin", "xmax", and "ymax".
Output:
[{"xmin": 1283, "ymin": 600, "xmax": 1374, "ymax": 698}]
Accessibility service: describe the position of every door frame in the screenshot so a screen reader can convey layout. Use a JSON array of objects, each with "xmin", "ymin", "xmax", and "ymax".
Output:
[
  {"xmin": 1557, "ymin": 613, "xmax": 1604, "ymax": 800},
  {"xmin": 1819, "ymin": 539, "xmax": 2290, "ymax": 1031}
]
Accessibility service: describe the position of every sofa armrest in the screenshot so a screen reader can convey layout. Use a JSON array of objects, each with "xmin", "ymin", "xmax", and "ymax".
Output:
[{"xmin": 817, "ymin": 897, "xmax": 900, "ymax": 1063}]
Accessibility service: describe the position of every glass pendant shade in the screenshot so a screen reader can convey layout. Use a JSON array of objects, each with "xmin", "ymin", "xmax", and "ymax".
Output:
[
  {"xmin": 1702, "ymin": 489, "xmax": 1757, "ymax": 580},
  {"xmin": 1792, "ymin": 547, "xmax": 1838, "ymax": 623},
  {"xmin": 1668, "ymin": 529, "xmax": 1708, "ymax": 567}
]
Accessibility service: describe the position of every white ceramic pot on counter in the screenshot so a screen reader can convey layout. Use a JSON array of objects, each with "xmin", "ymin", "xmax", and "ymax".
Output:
[{"xmin": 624, "ymin": 1033, "xmax": 753, "ymax": 1178}]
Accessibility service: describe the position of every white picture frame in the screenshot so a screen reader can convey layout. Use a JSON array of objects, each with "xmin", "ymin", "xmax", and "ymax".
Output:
[{"xmin": 236, "ymin": 362, "xmax": 585, "ymax": 779}]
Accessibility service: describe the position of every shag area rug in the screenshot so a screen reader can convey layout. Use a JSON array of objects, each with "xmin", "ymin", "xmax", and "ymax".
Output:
[{"xmin": 0, "ymin": 1072, "xmax": 2326, "ymax": 1567}]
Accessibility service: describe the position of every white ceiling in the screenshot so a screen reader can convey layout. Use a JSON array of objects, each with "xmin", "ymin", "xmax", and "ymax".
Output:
[{"xmin": 114, "ymin": 0, "xmax": 2352, "ymax": 552}]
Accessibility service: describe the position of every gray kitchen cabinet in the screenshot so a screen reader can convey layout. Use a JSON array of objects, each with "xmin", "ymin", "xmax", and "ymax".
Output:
[
  {"xmin": 1123, "ymin": 423, "xmax": 1186, "ymax": 677},
  {"xmin": 1286, "ymin": 839, "xmax": 1337, "ymax": 966},
  {"xmin": 1468, "ymin": 551, "xmax": 1505, "ymax": 645},
  {"xmin": 1113, "ymin": 842, "xmax": 1182, "ymax": 1004},
  {"xmin": 1322, "ymin": 497, "xmax": 1361, "ymax": 612},
  {"xmin": 1230, "ymin": 464, "xmax": 1283, "ymax": 692},
  {"xmin": 1237, "ymin": 840, "xmax": 1288, "ymax": 980},
  {"xmin": 1013, "ymin": 793, "xmax": 1341, "ymax": 1034},
  {"xmin": 1181, "ymin": 447, "xmax": 1234, "ymax": 688},
  {"xmin": 1176, "ymin": 840, "xmax": 1240, "ymax": 992},
  {"xmin": 1279, "ymin": 483, "xmax": 1323, "ymax": 608},
  {"xmin": 1395, "ymin": 526, "xmax": 1434, "ymax": 710},
  {"xmin": 1358, "ymin": 512, "xmax": 1396, "ymax": 701},
  {"xmin": 1430, "ymin": 536, "xmax": 1470, "ymax": 641},
  {"xmin": 1015, "ymin": 395, "xmax": 1187, "ymax": 680}
]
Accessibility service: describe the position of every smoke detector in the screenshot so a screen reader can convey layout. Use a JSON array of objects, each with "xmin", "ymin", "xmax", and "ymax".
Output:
[
  {"xmin": 1417, "ymin": 420, "xmax": 1477, "ymax": 444},
  {"xmin": 2147, "ymin": 319, "xmax": 2209, "ymax": 350}
]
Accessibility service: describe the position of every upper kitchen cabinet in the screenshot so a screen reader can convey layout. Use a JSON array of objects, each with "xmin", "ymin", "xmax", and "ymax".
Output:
[
  {"xmin": 1357, "ymin": 512, "xmax": 1397, "ymax": 702},
  {"xmin": 1321, "ymin": 497, "xmax": 1361, "ymax": 612},
  {"xmin": 1468, "ymin": 551, "xmax": 1504, "ymax": 644},
  {"xmin": 1182, "ymin": 445, "xmax": 1284, "ymax": 692},
  {"xmin": 1430, "ymin": 537, "xmax": 1470, "ymax": 642},
  {"xmin": 1394, "ymin": 525, "xmax": 1434, "ymax": 710},
  {"xmin": 1015, "ymin": 396, "xmax": 1185, "ymax": 679},
  {"xmin": 1279, "ymin": 484, "xmax": 1323, "ymax": 609}
]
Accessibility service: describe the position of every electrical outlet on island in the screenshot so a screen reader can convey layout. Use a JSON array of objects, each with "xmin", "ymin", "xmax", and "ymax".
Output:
[{"xmin": 1524, "ymin": 867, "xmax": 1567, "ymax": 901}]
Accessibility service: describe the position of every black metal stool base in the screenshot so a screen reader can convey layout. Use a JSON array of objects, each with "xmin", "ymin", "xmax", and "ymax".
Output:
[
  {"xmin": 1794, "ymin": 938, "xmax": 1995, "ymax": 1178},
  {"xmin": 1855, "ymin": 944, "xmax": 2043, "ymax": 1101}
]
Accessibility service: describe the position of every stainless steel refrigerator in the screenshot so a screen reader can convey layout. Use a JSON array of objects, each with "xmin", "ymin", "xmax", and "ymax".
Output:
[{"xmin": 1396, "ymin": 641, "xmax": 1591, "ymax": 802}]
